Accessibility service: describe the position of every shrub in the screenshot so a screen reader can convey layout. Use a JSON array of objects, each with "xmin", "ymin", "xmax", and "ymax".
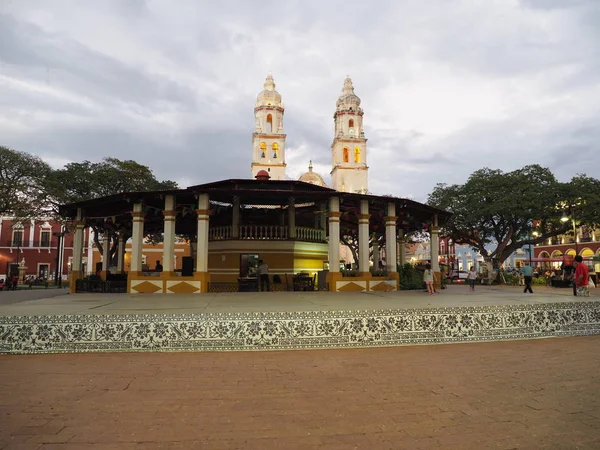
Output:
[{"xmin": 398, "ymin": 263, "xmax": 424, "ymax": 290}]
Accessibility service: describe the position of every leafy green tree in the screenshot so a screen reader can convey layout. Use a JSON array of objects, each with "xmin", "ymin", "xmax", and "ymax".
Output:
[
  {"xmin": 47, "ymin": 158, "xmax": 178, "ymax": 264},
  {"xmin": 0, "ymin": 146, "xmax": 52, "ymax": 218},
  {"xmin": 427, "ymin": 165, "xmax": 591, "ymax": 282}
]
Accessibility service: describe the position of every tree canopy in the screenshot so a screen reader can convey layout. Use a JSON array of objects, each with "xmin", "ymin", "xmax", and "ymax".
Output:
[
  {"xmin": 427, "ymin": 165, "xmax": 599, "ymax": 275},
  {"xmin": 0, "ymin": 146, "xmax": 52, "ymax": 218},
  {"xmin": 45, "ymin": 157, "xmax": 178, "ymax": 212},
  {"xmin": 1, "ymin": 146, "xmax": 179, "ymax": 264}
]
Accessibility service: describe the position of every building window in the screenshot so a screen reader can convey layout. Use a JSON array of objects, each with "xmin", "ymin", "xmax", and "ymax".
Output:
[
  {"xmin": 272, "ymin": 142, "xmax": 278, "ymax": 159},
  {"xmin": 343, "ymin": 147, "xmax": 349, "ymax": 163},
  {"xmin": 40, "ymin": 230, "xmax": 51, "ymax": 247},
  {"xmin": 260, "ymin": 142, "xmax": 266, "ymax": 158},
  {"xmin": 354, "ymin": 147, "xmax": 361, "ymax": 163},
  {"xmin": 12, "ymin": 230, "xmax": 23, "ymax": 247}
]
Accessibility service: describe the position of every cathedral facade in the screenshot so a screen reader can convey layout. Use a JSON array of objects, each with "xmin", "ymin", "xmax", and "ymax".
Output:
[{"xmin": 251, "ymin": 75, "xmax": 369, "ymax": 194}]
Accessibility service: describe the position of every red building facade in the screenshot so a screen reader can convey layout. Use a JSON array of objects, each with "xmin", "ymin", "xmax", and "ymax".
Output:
[{"xmin": 0, "ymin": 217, "xmax": 77, "ymax": 281}]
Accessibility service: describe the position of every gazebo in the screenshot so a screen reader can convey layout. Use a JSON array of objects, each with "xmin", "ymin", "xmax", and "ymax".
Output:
[{"xmin": 59, "ymin": 178, "xmax": 450, "ymax": 294}]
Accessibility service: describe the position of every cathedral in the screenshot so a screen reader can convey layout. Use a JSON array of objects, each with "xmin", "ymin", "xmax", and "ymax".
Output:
[{"xmin": 251, "ymin": 74, "xmax": 369, "ymax": 194}]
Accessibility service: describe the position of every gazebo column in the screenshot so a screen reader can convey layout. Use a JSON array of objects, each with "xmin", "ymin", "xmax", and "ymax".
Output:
[
  {"xmin": 372, "ymin": 234, "xmax": 379, "ymax": 270},
  {"xmin": 100, "ymin": 231, "xmax": 110, "ymax": 280},
  {"xmin": 326, "ymin": 196, "xmax": 342, "ymax": 291},
  {"xmin": 130, "ymin": 203, "xmax": 144, "ymax": 275},
  {"xmin": 162, "ymin": 195, "xmax": 176, "ymax": 276},
  {"xmin": 69, "ymin": 208, "xmax": 85, "ymax": 293},
  {"xmin": 195, "ymin": 194, "xmax": 210, "ymax": 293},
  {"xmin": 232, "ymin": 196, "xmax": 240, "ymax": 239},
  {"xmin": 116, "ymin": 231, "xmax": 125, "ymax": 273},
  {"xmin": 358, "ymin": 199, "xmax": 371, "ymax": 276},
  {"xmin": 385, "ymin": 203, "xmax": 399, "ymax": 289},
  {"xmin": 288, "ymin": 197, "xmax": 296, "ymax": 239},
  {"xmin": 430, "ymin": 214, "xmax": 441, "ymax": 290},
  {"xmin": 398, "ymin": 229, "xmax": 406, "ymax": 265},
  {"xmin": 320, "ymin": 202, "xmax": 327, "ymax": 241}
]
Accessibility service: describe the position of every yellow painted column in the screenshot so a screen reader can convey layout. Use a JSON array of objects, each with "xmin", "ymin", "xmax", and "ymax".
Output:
[
  {"xmin": 326, "ymin": 196, "xmax": 342, "ymax": 291},
  {"xmin": 116, "ymin": 231, "xmax": 125, "ymax": 273},
  {"xmin": 130, "ymin": 203, "xmax": 144, "ymax": 275},
  {"xmin": 398, "ymin": 230, "xmax": 406, "ymax": 265},
  {"xmin": 232, "ymin": 196, "xmax": 240, "ymax": 239},
  {"xmin": 195, "ymin": 193, "xmax": 210, "ymax": 292},
  {"xmin": 431, "ymin": 214, "xmax": 441, "ymax": 290},
  {"xmin": 358, "ymin": 199, "xmax": 371, "ymax": 276},
  {"xmin": 288, "ymin": 197, "xmax": 296, "ymax": 239},
  {"xmin": 385, "ymin": 203, "xmax": 399, "ymax": 289},
  {"xmin": 101, "ymin": 230, "xmax": 110, "ymax": 280},
  {"xmin": 162, "ymin": 195, "xmax": 176, "ymax": 276},
  {"xmin": 69, "ymin": 208, "xmax": 85, "ymax": 293}
]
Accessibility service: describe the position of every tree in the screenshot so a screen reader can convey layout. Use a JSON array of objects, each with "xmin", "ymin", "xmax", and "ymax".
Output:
[
  {"xmin": 427, "ymin": 165, "xmax": 595, "ymax": 283},
  {"xmin": 0, "ymin": 146, "xmax": 52, "ymax": 218},
  {"xmin": 46, "ymin": 158, "xmax": 178, "ymax": 265}
]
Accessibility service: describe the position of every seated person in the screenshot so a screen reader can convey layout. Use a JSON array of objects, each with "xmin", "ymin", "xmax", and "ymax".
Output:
[{"xmin": 155, "ymin": 260, "xmax": 163, "ymax": 272}]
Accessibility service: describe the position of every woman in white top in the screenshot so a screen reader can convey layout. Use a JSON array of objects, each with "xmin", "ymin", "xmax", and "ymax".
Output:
[
  {"xmin": 423, "ymin": 263, "xmax": 435, "ymax": 295},
  {"xmin": 467, "ymin": 266, "xmax": 477, "ymax": 291}
]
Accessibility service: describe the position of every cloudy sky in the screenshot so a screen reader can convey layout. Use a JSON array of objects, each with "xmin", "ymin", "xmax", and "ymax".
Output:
[{"xmin": 1, "ymin": 0, "xmax": 599, "ymax": 202}]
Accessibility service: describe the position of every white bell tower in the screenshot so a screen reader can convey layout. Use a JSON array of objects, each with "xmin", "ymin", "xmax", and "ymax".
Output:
[
  {"xmin": 330, "ymin": 77, "xmax": 368, "ymax": 193},
  {"xmin": 251, "ymin": 74, "xmax": 287, "ymax": 180}
]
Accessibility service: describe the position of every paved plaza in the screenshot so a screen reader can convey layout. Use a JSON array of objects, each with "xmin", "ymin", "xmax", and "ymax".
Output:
[
  {"xmin": 0, "ymin": 284, "xmax": 597, "ymax": 317},
  {"xmin": 0, "ymin": 335, "xmax": 599, "ymax": 449}
]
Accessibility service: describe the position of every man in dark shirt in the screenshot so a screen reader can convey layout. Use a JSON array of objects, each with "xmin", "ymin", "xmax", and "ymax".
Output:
[{"xmin": 257, "ymin": 259, "xmax": 270, "ymax": 292}]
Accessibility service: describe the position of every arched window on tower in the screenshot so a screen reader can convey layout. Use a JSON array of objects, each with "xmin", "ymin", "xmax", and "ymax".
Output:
[
  {"xmin": 272, "ymin": 142, "xmax": 279, "ymax": 159},
  {"xmin": 266, "ymin": 114, "xmax": 273, "ymax": 133},
  {"xmin": 348, "ymin": 119, "xmax": 354, "ymax": 136},
  {"xmin": 343, "ymin": 147, "xmax": 349, "ymax": 163},
  {"xmin": 260, "ymin": 142, "xmax": 266, "ymax": 158},
  {"xmin": 354, "ymin": 147, "xmax": 361, "ymax": 163}
]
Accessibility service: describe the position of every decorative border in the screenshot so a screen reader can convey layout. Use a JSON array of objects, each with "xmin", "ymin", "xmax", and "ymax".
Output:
[{"xmin": 1, "ymin": 302, "xmax": 599, "ymax": 354}]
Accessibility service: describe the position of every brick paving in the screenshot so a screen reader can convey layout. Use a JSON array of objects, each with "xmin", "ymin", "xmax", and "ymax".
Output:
[{"xmin": 1, "ymin": 336, "xmax": 599, "ymax": 450}]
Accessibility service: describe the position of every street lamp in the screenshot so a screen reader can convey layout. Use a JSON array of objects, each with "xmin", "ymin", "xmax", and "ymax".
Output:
[
  {"xmin": 561, "ymin": 209, "xmax": 578, "ymax": 254},
  {"xmin": 53, "ymin": 226, "xmax": 67, "ymax": 288},
  {"xmin": 530, "ymin": 230, "xmax": 539, "ymax": 266}
]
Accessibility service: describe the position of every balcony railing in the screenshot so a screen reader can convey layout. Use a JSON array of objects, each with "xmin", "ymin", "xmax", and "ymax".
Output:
[
  {"xmin": 208, "ymin": 226, "xmax": 325, "ymax": 242},
  {"xmin": 1, "ymin": 240, "xmax": 56, "ymax": 248}
]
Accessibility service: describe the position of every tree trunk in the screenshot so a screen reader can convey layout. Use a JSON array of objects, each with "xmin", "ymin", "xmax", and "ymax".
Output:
[{"xmin": 482, "ymin": 257, "xmax": 499, "ymax": 285}]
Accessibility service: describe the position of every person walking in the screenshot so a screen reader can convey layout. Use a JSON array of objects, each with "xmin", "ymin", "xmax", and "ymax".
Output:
[
  {"xmin": 423, "ymin": 263, "xmax": 435, "ymax": 295},
  {"xmin": 574, "ymin": 255, "xmax": 590, "ymax": 297},
  {"xmin": 257, "ymin": 259, "xmax": 270, "ymax": 292},
  {"xmin": 467, "ymin": 266, "xmax": 477, "ymax": 291},
  {"xmin": 521, "ymin": 262, "xmax": 534, "ymax": 294}
]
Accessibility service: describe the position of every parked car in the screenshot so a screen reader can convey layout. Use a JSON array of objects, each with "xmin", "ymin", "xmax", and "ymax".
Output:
[{"xmin": 448, "ymin": 270, "xmax": 469, "ymax": 280}]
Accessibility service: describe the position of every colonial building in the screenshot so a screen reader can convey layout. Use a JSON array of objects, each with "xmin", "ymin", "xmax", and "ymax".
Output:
[{"xmin": 0, "ymin": 218, "xmax": 74, "ymax": 282}]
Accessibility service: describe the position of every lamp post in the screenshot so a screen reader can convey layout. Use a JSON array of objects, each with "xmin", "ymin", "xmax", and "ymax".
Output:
[
  {"xmin": 53, "ymin": 226, "xmax": 67, "ymax": 288},
  {"xmin": 561, "ymin": 209, "xmax": 578, "ymax": 255},
  {"xmin": 530, "ymin": 230, "xmax": 538, "ymax": 266}
]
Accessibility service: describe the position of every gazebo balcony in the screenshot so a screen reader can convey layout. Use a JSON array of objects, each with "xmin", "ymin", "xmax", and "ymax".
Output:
[{"xmin": 209, "ymin": 225, "xmax": 325, "ymax": 242}]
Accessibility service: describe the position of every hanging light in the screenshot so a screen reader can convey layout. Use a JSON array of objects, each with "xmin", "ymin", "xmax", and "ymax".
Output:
[{"xmin": 560, "ymin": 212, "xmax": 569, "ymax": 223}]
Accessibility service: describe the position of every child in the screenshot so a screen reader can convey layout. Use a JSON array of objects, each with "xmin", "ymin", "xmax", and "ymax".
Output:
[
  {"xmin": 467, "ymin": 266, "xmax": 477, "ymax": 291},
  {"xmin": 423, "ymin": 263, "xmax": 435, "ymax": 295}
]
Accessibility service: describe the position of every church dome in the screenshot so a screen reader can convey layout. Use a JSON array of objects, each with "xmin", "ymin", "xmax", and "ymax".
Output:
[
  {"xmin": 298, "ymin": 161, "xmax": 328, "ymax": 187},
  {"xmin": 256, "ymin": 74, "xmax": 283, "ymax": 108},
  {"xmin": 336, "ymin": 77, "xmax": 361, "ymax": 111}
]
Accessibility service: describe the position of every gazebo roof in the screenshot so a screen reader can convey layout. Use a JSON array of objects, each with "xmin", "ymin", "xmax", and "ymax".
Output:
[{"xmin": 59, "ymin": 178, "xmax": 451, "ymax": 234}]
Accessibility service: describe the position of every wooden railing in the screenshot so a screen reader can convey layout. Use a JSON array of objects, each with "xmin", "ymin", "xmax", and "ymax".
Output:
[
  {"xmin": 209, "ymin": 226, "xmax": 233, "ymax": 241},
  {"xmin": 296, "ymin": 227, "xmax": 325, "ymax": 242},
  {"xmin": 240, "ymin": 225, "xmax": 287, "ymax": 240},
  {"xmin": 208, "ymin": 226, "xmax": 325, "ymax": 242}
]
